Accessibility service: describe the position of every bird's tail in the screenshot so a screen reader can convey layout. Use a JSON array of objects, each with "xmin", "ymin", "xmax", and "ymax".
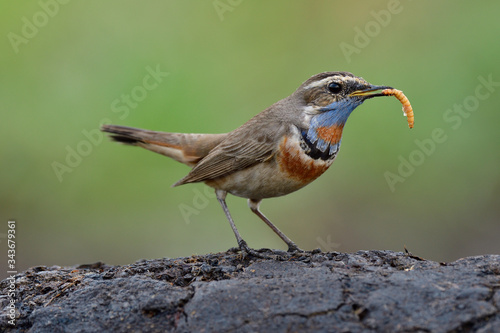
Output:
[{"xmin": 101, "ymin": 124, "xmax": 227, "ymax": 167}]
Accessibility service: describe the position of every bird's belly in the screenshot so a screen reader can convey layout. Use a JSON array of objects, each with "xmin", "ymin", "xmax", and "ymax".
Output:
[{"xmin": 205, "ymin": 136, "xmax": 336, "ymax": 199}]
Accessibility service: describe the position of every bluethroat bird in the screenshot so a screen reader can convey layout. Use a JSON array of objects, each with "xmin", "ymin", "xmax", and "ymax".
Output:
[{"xmin": 102, "ymin": 72, "xmax": 412, "ymax": 255}]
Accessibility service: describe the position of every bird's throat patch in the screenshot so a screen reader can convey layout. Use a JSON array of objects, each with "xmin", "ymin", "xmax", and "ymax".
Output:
[{"xmin": 300, "ymin": 127, "xmax": 342, "ymax": 161}]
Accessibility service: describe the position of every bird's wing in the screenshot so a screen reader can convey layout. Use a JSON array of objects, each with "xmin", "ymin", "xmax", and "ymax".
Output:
[{"xmin": 173, "ymin": 120, "xmax": 286, "ymax": 186}]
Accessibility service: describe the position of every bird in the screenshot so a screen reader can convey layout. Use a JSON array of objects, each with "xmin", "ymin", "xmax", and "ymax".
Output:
[{"xmin": 101, "ymin": 71, "xmax": 399, "ymax": 256}]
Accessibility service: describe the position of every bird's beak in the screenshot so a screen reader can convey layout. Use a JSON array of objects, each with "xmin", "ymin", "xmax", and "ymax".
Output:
[{"xmin": 350, "ymin": 85, "xmax": 393, "ymax": 99}]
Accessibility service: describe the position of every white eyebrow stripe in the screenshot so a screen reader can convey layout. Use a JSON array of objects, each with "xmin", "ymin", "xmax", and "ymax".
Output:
[
  {"xmin": 304, "ymin": 77, "xmax": 336, "ymax": 89},
  {"xmin": 303, "ymin": 75, "xmax": 366, "ymax": 90}
]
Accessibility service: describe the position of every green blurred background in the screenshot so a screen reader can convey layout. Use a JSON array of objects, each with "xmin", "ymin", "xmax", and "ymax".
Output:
[{"xmin": 1, "ymin": 1, "xmax": 499, "ymax": 279}]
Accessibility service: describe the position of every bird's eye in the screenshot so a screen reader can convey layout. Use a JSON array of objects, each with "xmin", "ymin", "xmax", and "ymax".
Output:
[{"xmin": 327, "ymin": 82, "xmax": 342, "ymax": 94}]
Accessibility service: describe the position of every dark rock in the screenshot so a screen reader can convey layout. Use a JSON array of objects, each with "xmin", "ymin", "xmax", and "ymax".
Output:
[{"xmin": 1, "ymin": 250, "xmax": 499, "ymax": 332}]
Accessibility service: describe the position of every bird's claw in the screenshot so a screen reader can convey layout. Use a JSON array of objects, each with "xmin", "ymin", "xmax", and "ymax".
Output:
[
  {"xmin": 238, "ymin": 240, "xmax": 271, "ymax": 259},
  {"xmin": 287, "ymin": 243, "xmax": 305, "ymax": 253}
]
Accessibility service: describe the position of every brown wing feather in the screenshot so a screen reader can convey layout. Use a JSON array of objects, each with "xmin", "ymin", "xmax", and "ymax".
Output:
[{"xmin": 173, "ymin": 119, "xmax": 287, "ymax": 186}]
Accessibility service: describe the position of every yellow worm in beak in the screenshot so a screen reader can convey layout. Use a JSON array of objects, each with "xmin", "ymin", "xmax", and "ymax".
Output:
[{"xmin": 382, "ymin": 89, "xmax": 414, "ymax": 129}]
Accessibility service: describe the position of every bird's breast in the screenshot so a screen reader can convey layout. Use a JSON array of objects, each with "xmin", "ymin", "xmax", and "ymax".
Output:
[{"xmin": 277, "ymin": 134, "xmax": 336, "ymax": 185}]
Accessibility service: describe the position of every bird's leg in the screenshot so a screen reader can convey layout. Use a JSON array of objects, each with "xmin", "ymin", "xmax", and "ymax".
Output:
[
  {"xmin": 215, "ymin": 190, "xmax": 268, "ymax": 258},
  {"xmin": 248, "ymin": 199, "xmax": 303, "ymax": 253}
]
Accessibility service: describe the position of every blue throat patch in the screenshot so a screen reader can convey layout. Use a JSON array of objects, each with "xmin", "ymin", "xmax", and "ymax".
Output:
[
  {"xmin": 300, "ymin": 129, "xmax": 339, "ymax": 160},
  {"xmin": 306, "ymin": 98, "xmax": 364, "ymax": 154}
]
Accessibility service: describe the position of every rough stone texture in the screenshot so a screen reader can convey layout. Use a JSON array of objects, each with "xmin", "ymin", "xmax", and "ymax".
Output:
[{"xmin": 1, "ymin": 250, "xmax": 499, "ymax": 332}]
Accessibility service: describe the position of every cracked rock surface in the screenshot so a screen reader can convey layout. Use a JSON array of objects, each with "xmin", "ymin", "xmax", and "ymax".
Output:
[{"xmin": 1, "ymin": 250, "xmax": 499, "ymax": 332}]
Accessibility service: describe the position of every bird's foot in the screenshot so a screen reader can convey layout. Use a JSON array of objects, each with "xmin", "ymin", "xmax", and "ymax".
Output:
[
  {"xmin": 229, "ymin": 242, "xmax": 319, "ymax": 259},
  {"xmin": 286, "ymin": 243, "xmax": 305, "ymax": 253},
  {"xmin": 237, "ymin": 240, "xmax": 271, "ymax": 259}
]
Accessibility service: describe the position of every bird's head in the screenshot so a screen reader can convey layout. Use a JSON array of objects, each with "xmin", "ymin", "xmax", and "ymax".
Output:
[
  {"xmin": 296, "ymin": 71, "xmax": 392, "ymax": 119},
  {"xmin": 289, "ymin": 72, "xmax": 392, "ymax": 158}
]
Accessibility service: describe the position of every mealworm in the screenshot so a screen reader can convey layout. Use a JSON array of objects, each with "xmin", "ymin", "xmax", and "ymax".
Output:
[{"xmin": 382, "ymin": 89, "xmax": 414, "ymax": 129}]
